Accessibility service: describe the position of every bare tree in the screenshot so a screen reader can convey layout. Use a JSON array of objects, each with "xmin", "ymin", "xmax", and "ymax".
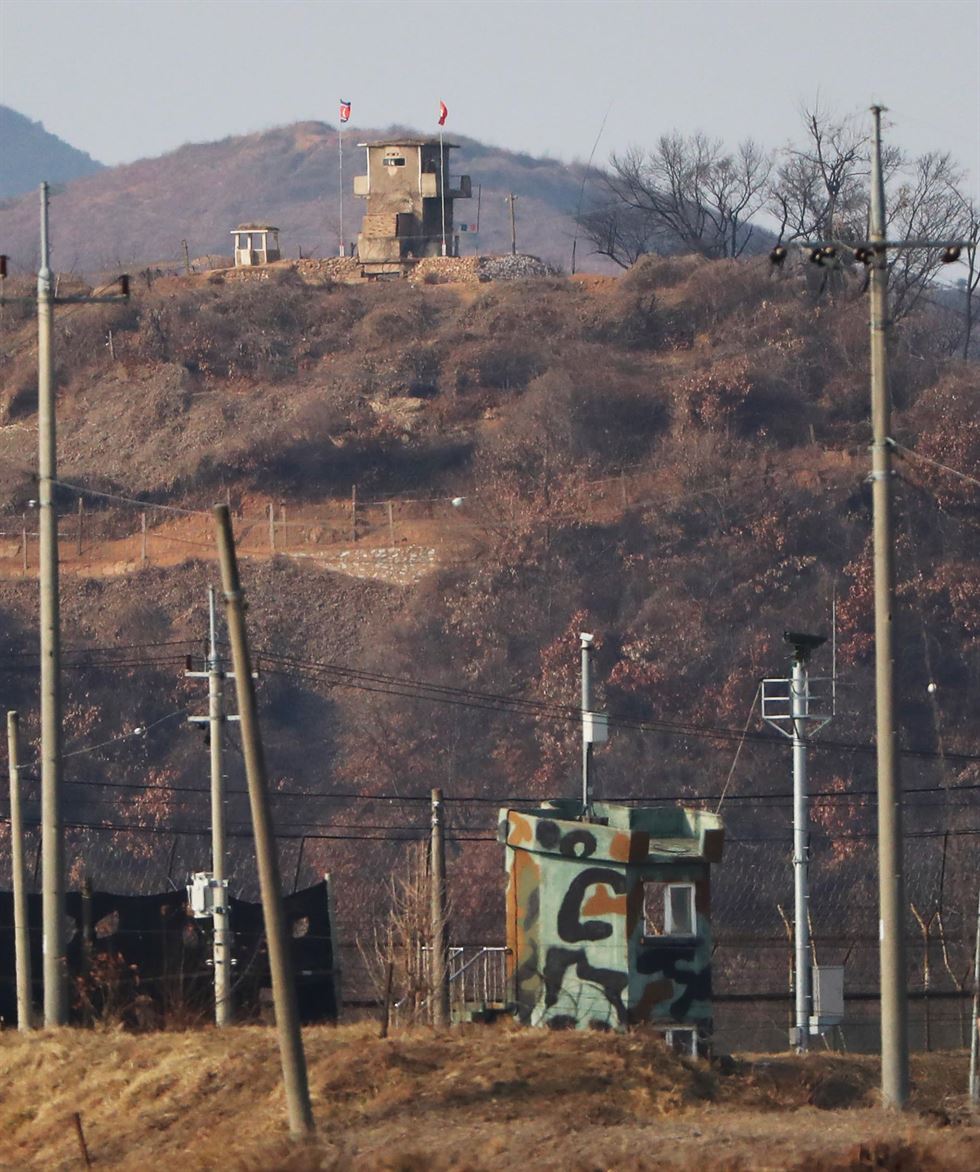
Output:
[
  {"xmin": 888, "ymin": 151, "xmax": 972, "ymax": 321},
  {"xmin": 768, "ymin": 106, "xmax": 872, "ymax": 244},
  {"xmin": 578, "ymin": 132, "xmax": 771, "ymax": 264}
]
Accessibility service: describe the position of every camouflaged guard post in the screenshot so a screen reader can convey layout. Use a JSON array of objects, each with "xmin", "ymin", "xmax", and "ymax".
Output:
[{"xmin": 498, "ymin": 800, "xmax": 724, "ymax": 1046}]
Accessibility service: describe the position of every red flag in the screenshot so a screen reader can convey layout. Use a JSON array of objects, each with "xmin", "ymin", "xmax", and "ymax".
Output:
[
  {"xmin": 438, "ymin": 100, "xmax": 448, "ymax": 127},
  {"xmin": 339, "ymin": 100, "xmax": 351, "ymax": 124}
]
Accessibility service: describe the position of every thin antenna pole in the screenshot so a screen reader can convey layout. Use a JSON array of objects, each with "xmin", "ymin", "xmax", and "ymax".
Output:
[
  {"xmin": 8, "ymin": 711, "xmax": 34, "ymax": 1030},
  {"xmin": 869, "ymin": 104, "xmax": 909, "ymax": 1109},
  {"xmin": 338, "ymin": 125, "xmax": 345, "ymax": 257},
  {"xmin": 440, "ymin": 129, "xmax": 448, "ymax": 257},
  {"xmin": 38, "ymin": 180, "xmax": 67, "ymax": 1026},
  {"xmin": 581, "ymin": 633, "xmax": 593, "ymax": 812}
]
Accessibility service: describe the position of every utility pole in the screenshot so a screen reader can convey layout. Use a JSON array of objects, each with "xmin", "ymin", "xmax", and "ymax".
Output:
[
  {"xmin": 790, "ymin": 649, "xmax": 811, "ymax": 1053},
  {"xmin": 186, "ymin": 587, "xmax": 233, "ymax": 1025},
  {"xmin": 10, "ymin": 184, "xmax": 130, "ymax": 1027},
  {"xmin": 763, "ymin": 632, "xmax": 832, "ymax": 1054},
  {"xmin": 768, "ymin": 107, "xmax": 965, "ymax": 1106},
  {"xmin": 37, "ymin": 181, "xmax": 66, "ymax": 1027},
  {"xmin": 430, "ymin": 787, "xmax": 450, "ymax": 1027},
  {"xmin": 506, "ymin": 193, "xmax": 518, "ymax": 255},
  {"xmin": 213, "ymin": 504, "xmax": 314, "ymax": 1137},
  {"xmin": 7, "ymin": 711, "xmax": 33, "ymax": 1030},
  {"xmin": 867, "ymin": 103, "xmax": 908, "ymax": 1108}
]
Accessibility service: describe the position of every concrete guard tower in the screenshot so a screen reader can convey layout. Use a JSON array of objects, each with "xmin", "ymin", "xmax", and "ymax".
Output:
[
  {"xmin": 353, "ymin": 138, "xmax": 471, "ymax": 275},
  {"xmin": 232, "ymin": 225, "xmax": 281, "ymax": 267},
  {"xmin": 498, "ymin": 799, "xmax": 724, "ymax": 1050}
]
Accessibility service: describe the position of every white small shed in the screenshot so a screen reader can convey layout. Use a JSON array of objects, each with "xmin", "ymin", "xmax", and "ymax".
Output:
[{"xmin": 232, "ymin": 224, "xmax": 281, "ymax": 267}]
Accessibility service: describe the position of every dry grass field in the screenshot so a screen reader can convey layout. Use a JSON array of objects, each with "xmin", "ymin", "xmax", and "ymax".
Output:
[{"xmin": 1, "ymin": 1023, "xmax": 978, "ymax": 1171}]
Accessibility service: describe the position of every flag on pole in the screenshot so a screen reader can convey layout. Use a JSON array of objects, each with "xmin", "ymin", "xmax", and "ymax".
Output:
[
  {"xmin": 438, "ymin": 100, "xmax": 448, "ymax": 127},
  {"xmin": 339, "ymin": 100, "xmax": 351, "ymax": 124}
]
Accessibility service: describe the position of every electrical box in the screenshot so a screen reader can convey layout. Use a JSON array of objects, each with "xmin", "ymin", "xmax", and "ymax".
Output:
[
  {"xmin": 583, "ymin": 710, "xmax": 609, "ymax": 744},
  {"xmin": 187, "ymin": 872, "xmax": 228, "ymax": 919},
  {"xmin": 810, "ymin": 964, "xmax": 845, "ymax": 1032}
]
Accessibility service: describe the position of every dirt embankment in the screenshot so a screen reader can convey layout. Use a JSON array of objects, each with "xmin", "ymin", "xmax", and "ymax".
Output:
[{"xmin": 0, "ymin": 1024, "xmax": 976, "ymax": 1171}]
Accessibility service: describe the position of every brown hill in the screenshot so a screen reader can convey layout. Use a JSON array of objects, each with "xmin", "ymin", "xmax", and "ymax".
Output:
[
  {"xmin": 0, "ymin": 256, "xmax": 977, "ymax": 1002},
  {"xmin": 0, "ymin": 121, "xmax": 604, "ymax": 276}
]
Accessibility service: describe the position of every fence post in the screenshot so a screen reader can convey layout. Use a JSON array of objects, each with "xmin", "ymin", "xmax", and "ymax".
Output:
[
  {"xmin": 387, "ymin": 500, "xmax": 395, "ymax": 545},
  {"xmin": 22, "ymin": 519, "xmax": 27, "ymax": 573},
  {"xmin": 76, "ymin": 498, "xmax": 83, "ymax": 557},
  {"xmin": 141, "ymin": 512, "xmax": 148, "ymax": 566},
  {"xmin": 280, "ymin": 504, "xmax": 287, "ymax": 552},
  {"xmin": 351, "ymin": 485, "xmax": 358, "ymax": 543},
  {"xmin": 268, "ymin": 502, "xmax": 275, "ymax": 552}
]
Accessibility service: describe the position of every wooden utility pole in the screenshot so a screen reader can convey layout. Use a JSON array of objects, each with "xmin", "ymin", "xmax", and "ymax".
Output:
[
  {"xmin": 506, "ymin": 193, "xmax": 518, "ymax": 255},
  {"xmin": 430, "ymin": 788, "xmax": 450, "ymax": 1027},
  {"xmin": 7, "ymin": 711, "xmax": 33, "ymax": 1030},
  {"xmin": 213, "ymin": 504, "xmax": 314, "ymax": 1136}
]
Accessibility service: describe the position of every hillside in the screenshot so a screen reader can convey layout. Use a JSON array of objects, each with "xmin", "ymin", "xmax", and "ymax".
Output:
[
  {"xmin": 0, "ymin": 255, "xmax": 977, "ymax": 1023},
  {"xmin": 1, "ymin": 1025, "xmax": 977, "ymax": 1170},
  {"xmin": 0, "ymin": 120, "xmax": 603, "ymax": 275},
  {"xmin": 0, "ymin": 105, "xmax": 104, "ymax": 201}
]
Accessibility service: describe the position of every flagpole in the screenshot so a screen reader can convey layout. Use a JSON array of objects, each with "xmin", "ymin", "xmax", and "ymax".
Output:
[
  {"xmin": 338, "ymin": 123, "xmax": 345, "ymax": 257},
  {"xmin": 439, "ymin": 127, "xmax": 447, "ymax": 257}
]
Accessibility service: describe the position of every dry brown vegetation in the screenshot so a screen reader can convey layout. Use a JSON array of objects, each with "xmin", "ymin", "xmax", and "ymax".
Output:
[
  {"xmin": 0, "ymin": 1024, "xmax": 977, "ymax": 1171},
  {"xmin": 0, "ymin": 255, "xmax": 977, "ymax": 1028}
]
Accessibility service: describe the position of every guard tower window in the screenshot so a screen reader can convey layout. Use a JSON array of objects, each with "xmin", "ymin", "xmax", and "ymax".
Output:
[
  {"xmin": 643, "ymin": 882, "xmax": 697, "ymax": 937},
  {"xmin": 383, "ymin": 156, "xmax": 406, "ymax": 167}
]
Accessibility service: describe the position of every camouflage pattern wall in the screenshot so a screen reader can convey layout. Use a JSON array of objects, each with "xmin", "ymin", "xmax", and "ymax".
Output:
[{"xmin": 498, "ymin": 800, "xmax": 724, "ymax": 1037}]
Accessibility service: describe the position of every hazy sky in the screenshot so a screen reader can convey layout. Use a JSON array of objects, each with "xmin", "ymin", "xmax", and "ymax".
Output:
[{"xmin": 2, "ymin": 0, "xmax": 978, "ymax": 191}]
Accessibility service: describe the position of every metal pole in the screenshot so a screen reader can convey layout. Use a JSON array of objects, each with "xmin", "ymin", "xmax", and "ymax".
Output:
[
  {"xmin": 791, "ymin": 653, "xmax": 810, "ymax": 1052},
  {"xmin": 8, "ymin": 711, "xmax": 34, "ymax": 1030},
  {"xmin": 581, "ymin": 633, "xmax": 593, "ymax": 812},
  {"xmin": 213, "ymin": 504, "xmax": 314, "ymax": 1137},
  {"xmin": 208, "ymin": 586, "xmax": 232, "ymax": 1026},
  {"xmin": 430, "ymin": 787, "xmax": 450, "ymax": 1026},
  {"xmin": 869, "ymin": 105, "xmax": 908, "ymax": 1109},
  {"xmin": 38, "ymin": 181, "xmax": 67, "ymax": 1026},
  {"xmin": 969, "ymin": 881, "xmax": 980, "ymax": 1103},
  {"xmin": 508, "ymin": 194, "xmax": 517, "ymax": 255},
  {"xmin": 439, "ymin": 130, "xmax": 448, "ymax": 257},
  {"xmin": 338, "ymin": 126, "xmax": 345, "ymax": 257}
]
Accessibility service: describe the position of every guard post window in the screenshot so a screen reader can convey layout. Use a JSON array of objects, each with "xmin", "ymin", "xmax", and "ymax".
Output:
[{"xmin": 643, "ymin": 881, "xmax": 697, "ymax": 938}]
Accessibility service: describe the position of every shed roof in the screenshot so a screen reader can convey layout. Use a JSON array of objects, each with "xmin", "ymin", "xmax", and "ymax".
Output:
[{"xmin": 358, "ymin": 138, "xmax": 460, "ymax": 149}]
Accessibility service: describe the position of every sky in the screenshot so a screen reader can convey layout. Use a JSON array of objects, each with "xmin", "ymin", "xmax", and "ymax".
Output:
[{"xmin": 1, "ymin": 0, "xmax": 978, "ymax": 193}]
